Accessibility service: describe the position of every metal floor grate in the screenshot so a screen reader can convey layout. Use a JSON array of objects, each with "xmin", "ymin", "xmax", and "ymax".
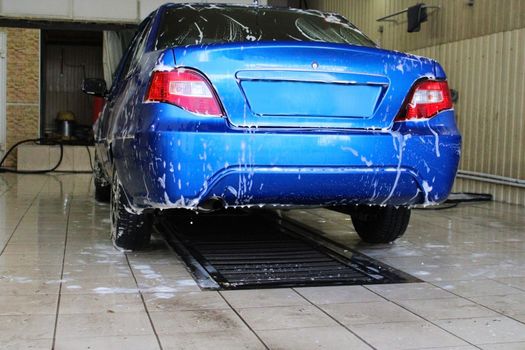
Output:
[{"xmin": 159, "ymin": 210, "xmax": 419, "ymax": 290}]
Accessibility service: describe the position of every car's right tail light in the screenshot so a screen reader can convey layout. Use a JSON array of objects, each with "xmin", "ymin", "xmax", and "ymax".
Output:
[
  {"xmin": 146, "ymin": 68, "xmax": 223, "ymax": 116},
  {"xmin": 395, "ymin": 80, "xmax": 453, "ymax": 121}
]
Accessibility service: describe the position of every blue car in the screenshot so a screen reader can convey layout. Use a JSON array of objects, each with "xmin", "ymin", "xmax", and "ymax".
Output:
[{"xmin": 83, "ymin": 4, "xmax": 461, "ymax": 250}]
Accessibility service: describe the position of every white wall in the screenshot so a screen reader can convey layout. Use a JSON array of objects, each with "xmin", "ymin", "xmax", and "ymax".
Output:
[
  {"xmin": 0, "ymin": 0, "xmax": 267, "ymax": 22},
  {"xmin": 0, "ymin": 32, "xmax": 6, "ymax": 157}
]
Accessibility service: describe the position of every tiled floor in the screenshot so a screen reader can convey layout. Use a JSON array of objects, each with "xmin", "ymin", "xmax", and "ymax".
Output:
[{"xmin": 0, "ymin": 173, "xmax": 525, "ymax": 349}]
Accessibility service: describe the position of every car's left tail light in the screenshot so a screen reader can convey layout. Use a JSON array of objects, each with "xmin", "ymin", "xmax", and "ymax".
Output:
[
  {"xmin": 395, "ymin": 80, "xmax": 453, "ymax": 121},
  {"xmin": 146, "ymin": 68, "xmax": 223, "ymax": 116}
]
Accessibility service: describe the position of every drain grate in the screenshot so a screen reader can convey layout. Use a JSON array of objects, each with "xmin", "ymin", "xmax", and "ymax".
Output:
[{"xmin": 158, "ymin": 210, "xmax": 419, "ymax": 290}]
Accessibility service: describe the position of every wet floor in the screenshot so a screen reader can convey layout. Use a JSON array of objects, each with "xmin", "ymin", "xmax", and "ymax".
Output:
[{"xmin": 1, "ymin": 173, "xmax": 525, "ymax": 349}]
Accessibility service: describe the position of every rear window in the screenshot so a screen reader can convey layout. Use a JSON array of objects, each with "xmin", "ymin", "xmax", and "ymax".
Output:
[{"xmin": 155, "ymin": 5, "xmax": 376, "ymax": 50}]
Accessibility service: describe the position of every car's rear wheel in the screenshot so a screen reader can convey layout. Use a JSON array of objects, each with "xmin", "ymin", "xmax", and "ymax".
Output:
[
  {"xmin": 93, "ymin": 152, "xmax": 110, "ymax": 203},
  {"xmin": 110, "ymin": 172, "xmax": 152, "ymax": 251},
  {"xmin": 351, "ymin": 205, "xmax": 410, "ymax": 243}
]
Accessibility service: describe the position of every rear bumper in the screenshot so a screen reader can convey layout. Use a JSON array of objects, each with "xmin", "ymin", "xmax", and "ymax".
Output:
[
  {"xmin": 186, "ymin": 166, "xmax": 422, "ymax": 206},
  {"xmin": 113, "ymin": 107, "xmax": 461, "ymax": 210}
]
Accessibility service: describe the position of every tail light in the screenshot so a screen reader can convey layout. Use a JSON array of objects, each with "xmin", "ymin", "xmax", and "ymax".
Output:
[
  {"xmin": 395, "ymin": 80, "xmax": 453, "ymax": 121},
  {"xmin": 146, "ymin": 68, "xmax": 223, "ymax": 116}
]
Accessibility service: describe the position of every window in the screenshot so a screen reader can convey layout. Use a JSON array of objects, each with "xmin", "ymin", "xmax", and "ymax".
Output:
[
  {"xmin": 110, "ymin": 15, "xmax": 153, "ymax": 91},
  {"xmin": 155, "ymin": 6, "xmax": 376, "ymax": 50},
  {"xmin": 126, "ymin": 20, "xmax": 153, "ymax": 77}
]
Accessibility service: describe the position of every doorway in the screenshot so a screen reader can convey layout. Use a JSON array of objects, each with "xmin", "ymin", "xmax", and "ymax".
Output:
[{"xmin": 41, "ymin": 30, "xmax": 104, "ymax": 143}]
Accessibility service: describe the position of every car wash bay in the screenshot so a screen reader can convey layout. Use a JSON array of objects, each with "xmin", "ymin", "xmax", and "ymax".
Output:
[{"xmin": 1, "ymin": 0, "xmax": 525, "ymax": 349}]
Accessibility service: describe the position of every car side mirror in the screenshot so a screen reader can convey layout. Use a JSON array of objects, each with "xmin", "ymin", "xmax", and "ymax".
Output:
[
  {"xmin": 450, "ymin": 88, "xmax": 459, "ymax": 103},
  {"xmin": 81, "ymin": 78, "xmax": 107, "ymax": 97}
]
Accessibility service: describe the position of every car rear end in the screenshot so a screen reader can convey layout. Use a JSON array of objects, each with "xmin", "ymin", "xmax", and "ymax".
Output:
[{"xmin": 117, "ymin": 5, "xmax": 461, "ymax": 210}]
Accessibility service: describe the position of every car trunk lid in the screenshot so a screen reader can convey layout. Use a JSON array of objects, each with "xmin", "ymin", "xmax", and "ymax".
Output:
[{"xmin": 172, "ymin": 42, "xmax": 438, "ymax": 129}]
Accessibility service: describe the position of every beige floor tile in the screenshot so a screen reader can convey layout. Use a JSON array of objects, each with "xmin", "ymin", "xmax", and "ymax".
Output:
[
  {"xmin": 494, "ymin": 277, "xmax": 525, "ymax": 291},
  {"xmin": 0, "ymin": 253, "xmax": 64, "ymax": 266},
  {"xmin": 127, "ymin": 254, "xmax": 183, "ymax": 267},
  {"xmin": 137, "ymin": 276, "xmax": 200, "ymax": 293},
  {"xmin": 238, "ymin": 305, "xmax": 337, "ymax": 331},
  {"xmin": 144, "ymin": 291, "xmax": 230, "ymax": 312},
  {"xmin": 61, "ymin": 276, "xmax": 139, "ymax": 294},
  {"xmin": 62, "ymin": 263, "xmax": 132, "ymax": 280},
  {"xmin": 2, "ymin": 243, "xmax": 65, "ymax": 255},
  {"xmin": 64, "ymin": 245, "xmax": 122, "ymax": 258},
  {"xmin": 0, "ymin": 263, "xmax": 62, "ymax": 276},
  {"xmin": 509, "ymin": 314, "xmax": 525, "ymax": 323},
  {"xmin": 131, "ymin": 263, "xmax": 189, "ymax": 277},
  {"xmin": 133, "ymin": 269, "xmax": 195, "ymax": 284},
  {"xmin": 479, "ymin": 342, "xmax": 525, "ymax": 350},
  {"xmin": 1, "ymin": 338, "xmax": 53, "ymax": 350},
  {"xmin": 56, "ymin": 312, "xmax": 153, "ymax": 338},
  {"xmin": 435, "ymin": 317, "xmax": 525, "ymax": 345},
  {"xmin": 258, "ymin": 326, "xmax": 373, "ymax": 350},
  {"xmin": 54, "ymin": 335, "xmax": 160, "ymax": 350},
  {"xmin": 436, "ymin": 279, "xmax": 524, "ymax": 297},
  {"xmin": 321, "ymin": 301, "xmax": 422, "ymax": 325},
  {"xmin": 470, "ymin": 294, "xmax": 525, "ymax": 316},
  {"xmin": 59, "ymin": 293, "xmax": 144, "ymax": 314},
  {"xmin": 365, "ymin": 282, "xmax": 456, "ymax": 300},
  {"xmin": 381, "ymin": 254, "xmax": 501, "ymax": 268},
  {"xmin": 63, "ymin": 253, "xmax": 128, "ymax": 265},
  {"xmin": 427, "ymin": 347, "xmax": 478, "ymax": 350},
  {"xmin": 221, "ymin": 288, "xmax": 309, "ymax": 309},
  {"xmin": 8, "ymin": 235, "xmax": 66, "ymax": 245},
  {"xmin": 160, "ymin": 329, "xmax": 265, "ymax": 350},
  {"xmin": 0, "ymin": 315, "xmax": 56, "ymax": 341},
  {"xmin": 349, "ymin": 321, "xmax": 468, "ymax": 350},
  {"xmin": 0, "ymin": 223, "xmax": 18, "ymax": 233},
  {"xmin": 12, "ymin": 227, "xmax": 66, "ymax": 235},
  {"xmin": 66, "ymin": 238, "xmax": 112, "ymax": 248},
  {"xmin": 401, "ymin": 265, "xmax": 507, "ymax": 282},
  {"xmin": 150, "ymin": 309, "xmax": 248, "ymax": 334},
  {"xmin": 295, "ymin": 285, "xmax": 383, "ymax": 304},
  {"xmin": 397, "ymin": 297, "xmax": 498, "ymax": 320},
  {"xmin": 359, "ymin": 243, "xmax": 469, "ymax": 260},
  {"xmin": 18, "ymin": 215, "xmax": 68, "ymax": 223},
  {"xmin": 0, "ymin": 294, "xmax": 57, "ymax": 315},
  {"xmin": 0, "ymin": 277, "xmax": 62, "ymax": 295}
]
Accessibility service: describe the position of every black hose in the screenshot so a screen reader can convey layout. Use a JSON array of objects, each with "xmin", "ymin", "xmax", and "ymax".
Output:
[
  {"xmin": 85, "ymin": 145, "xmax": 94, "ymax": 172},
  {"xmin": 0, "ymin": 138, "xmax": 63, "ymax": 174},
  {"xmin": 414, "ymin": 202, "xmax": 459, "ymax": 210},
  {"xmin": 414, "ymin": 192, "xmax": 493, "ymax": 210},
  {"xmin": 0, "ymin": 138, "xmax": 92, "ymax": 174},
  {"xmin": 445, "ymin": 192, "xmax": 493, "ymax": 203}
]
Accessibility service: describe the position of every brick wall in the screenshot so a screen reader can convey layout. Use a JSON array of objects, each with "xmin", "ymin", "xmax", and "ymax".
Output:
[{"xmin": 3, "ymin": 28, "xmax": 40, "ymax": 167}]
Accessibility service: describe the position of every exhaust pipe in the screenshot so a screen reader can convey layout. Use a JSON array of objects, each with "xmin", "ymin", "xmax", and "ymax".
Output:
[{"xmin": 197, "ymin": 196, "xmax": 226, "ymax": 212}]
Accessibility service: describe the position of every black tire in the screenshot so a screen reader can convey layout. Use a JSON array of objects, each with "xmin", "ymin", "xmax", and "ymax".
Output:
[
  {"xmin": 351, "ymin": 205, "xmax": 410, "ymax": 243},
  {"xmin": 94, "ymin": 177, "xmax": 111, "ymax": 203},
  {"xmin": 93, "ymin": 153, "xmax": 110, "ymax": 203},
  {"xmin": 110, "ymin": 172, "xmax": 152, "ymax": 251}
]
